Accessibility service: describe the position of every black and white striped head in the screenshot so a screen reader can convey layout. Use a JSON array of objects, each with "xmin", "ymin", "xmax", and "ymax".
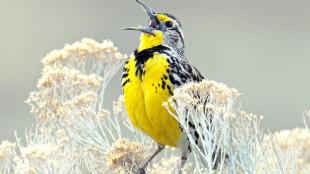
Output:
[
  {"xmin": 153, "ymin": 13, "xmax": 185, "ymax": 56},
  {"xmin": 124, "ymin": 0, "xmax": 185, "ymax": 56}
]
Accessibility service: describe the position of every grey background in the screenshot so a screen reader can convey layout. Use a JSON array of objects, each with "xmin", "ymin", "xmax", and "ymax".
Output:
[{"xmin": 0, "ymin": 0, "xmax": 309, "ymax": 141}]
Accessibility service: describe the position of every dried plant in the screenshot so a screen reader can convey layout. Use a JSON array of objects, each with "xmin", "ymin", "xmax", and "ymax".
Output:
[
  {"xmin": 257, "ymin": 128, "xmax": 310, "ymax": 174},
  {"xmin": 166, "ymin": 81, "xmax": 265, "ymax": 173},
  {"xmin": 0, "ymin": 38, "xmax": 309, "ymax": 174},
  {"xmin": 105, "ymin": 138, "xmax": 146, "ymax": 173}
]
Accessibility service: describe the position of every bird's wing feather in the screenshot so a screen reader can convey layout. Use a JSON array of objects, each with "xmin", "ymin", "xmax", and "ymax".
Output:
[{"xmin": 167, "ymin": 56, "xmax": 204, "ymax": 89}]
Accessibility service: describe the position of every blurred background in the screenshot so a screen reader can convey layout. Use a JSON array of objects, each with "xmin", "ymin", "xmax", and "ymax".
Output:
[{"xmin": 0, "ymin": 0, "xmax": 309, "ymax": 141}]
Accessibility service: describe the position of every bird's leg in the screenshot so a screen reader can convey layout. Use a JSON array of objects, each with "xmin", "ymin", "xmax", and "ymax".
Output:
[
  {"xmin": 137, "ymin": 144, "xmax": 165, "ymax": 174},
  {"xmin": 178, "ymin": 150, "xmax": 189, "ymax": 174}
]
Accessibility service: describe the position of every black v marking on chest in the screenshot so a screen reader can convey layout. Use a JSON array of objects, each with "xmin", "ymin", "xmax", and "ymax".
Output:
[{"xmin": 134, "ymin": 45, "xmax": 171, "ymax": 78}]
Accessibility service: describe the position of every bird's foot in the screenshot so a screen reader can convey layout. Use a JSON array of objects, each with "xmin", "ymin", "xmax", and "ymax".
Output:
[{"xmin": 137, "ymin": 168, "xmax": 146, "ymax": 174}]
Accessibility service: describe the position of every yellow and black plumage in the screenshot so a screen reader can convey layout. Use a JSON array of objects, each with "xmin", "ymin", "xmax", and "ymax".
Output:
[{"xmin": 122, "ymin": 0, "xmax": 204, "ymax": 173}]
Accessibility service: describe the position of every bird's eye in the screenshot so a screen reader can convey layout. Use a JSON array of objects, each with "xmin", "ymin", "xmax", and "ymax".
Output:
[{"xmin": 165, "ymin": 21, "xmax": 173, "ymax": 28}]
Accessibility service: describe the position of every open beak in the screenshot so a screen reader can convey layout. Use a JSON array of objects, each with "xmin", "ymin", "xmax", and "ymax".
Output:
[
  {"xmin": 123, "ymin": 25, "xmax": 155, "ymax": 36},
  {"xmin": 123, "ymin": 0, "xmax": 160, "ymax": 36}
]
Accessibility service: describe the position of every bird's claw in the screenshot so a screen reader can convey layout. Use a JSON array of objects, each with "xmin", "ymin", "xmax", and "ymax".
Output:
[{"xmin": 137, "ymin": 168, "xmax": 146, "ymax": 174}]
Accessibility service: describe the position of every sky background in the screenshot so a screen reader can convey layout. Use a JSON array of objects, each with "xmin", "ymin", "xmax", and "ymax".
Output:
[{"xmin": 0, "ymin": 0, "xmax": 309, "ymax": 141}]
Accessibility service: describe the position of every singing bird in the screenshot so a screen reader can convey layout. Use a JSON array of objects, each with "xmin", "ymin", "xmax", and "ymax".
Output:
[{"xmin": 122, "ymin": 0, "xmax": 204, "ymax": 173}]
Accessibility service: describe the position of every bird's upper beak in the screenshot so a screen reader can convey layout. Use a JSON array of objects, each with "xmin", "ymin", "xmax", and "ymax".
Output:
[{"xmin": 123, "ymin": 0, "xmax": 160, "ymax": 36}]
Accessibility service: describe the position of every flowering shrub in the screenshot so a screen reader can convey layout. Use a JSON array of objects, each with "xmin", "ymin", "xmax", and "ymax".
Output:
[{"xmin": 0, "ymin": 38, "xmax": 309, "ymax": 174}]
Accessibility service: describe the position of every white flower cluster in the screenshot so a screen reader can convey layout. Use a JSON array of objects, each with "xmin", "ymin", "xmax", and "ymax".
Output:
[
  {"xmin": 0, "ymin": 38, "xmax": 309, "ymax": 174},
  {"xmin": 167, "ymin": 80, "xmax": 310, "ymax": 174}
]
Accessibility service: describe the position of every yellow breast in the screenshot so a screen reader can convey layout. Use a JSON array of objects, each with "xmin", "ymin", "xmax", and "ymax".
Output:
[{"xmin": 122, "ymin": 53, "xmax": 181, "ymax": 147}]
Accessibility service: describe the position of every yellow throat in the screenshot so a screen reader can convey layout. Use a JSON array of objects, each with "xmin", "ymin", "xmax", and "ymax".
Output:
[{"xmin": 138, "ymin": 31, "xmax": 164, "ymax": 51}]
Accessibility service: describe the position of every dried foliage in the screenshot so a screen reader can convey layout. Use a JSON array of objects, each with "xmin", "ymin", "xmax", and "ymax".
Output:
[
  {"xmin": 166, "ymin": 81, "xmax": 263, "ymax": 173},
  {"xmin": 105, "ymin": 139, "xmax": 146, "ymax": 173},
  {"xmin": 0, "ymin": 38, "xmax": 309, "ymax": 174}
]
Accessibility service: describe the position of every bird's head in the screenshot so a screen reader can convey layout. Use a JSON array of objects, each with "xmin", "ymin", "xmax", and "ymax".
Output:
[{"xmin": 124, "ymin": 0, "xmax": 185, "ymax": 56}]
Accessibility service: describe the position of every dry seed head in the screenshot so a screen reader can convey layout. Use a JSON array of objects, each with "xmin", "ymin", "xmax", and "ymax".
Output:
[
  {"xmin": 98, "ymin": 109, "xmax": 111, "ymax": 121},
  {"xmin": 15, "ymin": 164, "xmax": 37, "ymax": 174},
  {"xmin": 42, "ymin": 38, "xmax": 124, "ymax": 66},
  {"xmin": 26, "ymin": 66, "xmax": 103, "ymax": 121},
  {"xmin": 237, "ymin": 110, "xmax": 261, "ymax": 121},
  {"xmin": 0, "ymin": 140, "xmax": 16, "ymax": 160},
  {"xmin": 148, "ymin": 157, "xmax": 178, "ymax": 174},
  {"xmin": 55, "ymin": 129, "xmax": 70, "ymax": 147},
  {"xmin": 64, "ymin": 91, "xmax": 97, "ymax": 110},
  {"xmin": 261, "ymin": 128, "xmax": 310, "ymax": 173},
  {"xmin": 148, "ymin": 156, "xmax": 193, "ymax": 174},
  {"xmin": 173, "ymin": 80, "xmax": 240, "ymax": 107},
  {"xmin": 37, "ymin": 66, "xmax": 102, "ymax": 90},
  {"xmin": 21, "ymin": 144, "xmax": 58, "ymax": 160},
  {"xmin": 26, "ymin": 92, "xmax": 66, "ymax": 121},
  {"xmin": 105, "ymin": 139, "xmax": 145, "ymax": 171},
  {"xmin": 265, "ymin": 128, "xmax": 310, "ymax": 150},
  {"xmin": 113, "ymin": 95, "xmax": 127, "ymax": 116}
]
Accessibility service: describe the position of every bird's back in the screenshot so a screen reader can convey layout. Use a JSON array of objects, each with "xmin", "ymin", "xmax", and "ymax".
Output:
[{"xmin": 122, "ymin": 45, "xmax": 204, "ymax": 147}]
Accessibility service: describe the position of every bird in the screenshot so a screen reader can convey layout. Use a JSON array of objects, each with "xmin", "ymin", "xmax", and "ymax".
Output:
[{"xmin": 122, "ymin": 0, "xmax": 206, "ymax": 173}]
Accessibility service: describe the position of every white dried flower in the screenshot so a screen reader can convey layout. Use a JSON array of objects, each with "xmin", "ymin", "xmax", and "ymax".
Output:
[
  {"xmin": 0, "ymin": 141, "xmax": 16, "ymax": 160},
  {"xmin": 20, "ymin": 144, "xmax": 58, "ymax": 160},
  {"xmin": 105, "ymin": 139, "xmax": 146, "ymax": 174},
  {"xmin": 260, "ymin": 128, "xmax": 310, "ymax": 173},
  {"xmin": 15, "ymin": 163, "xmax": 37, "ymax": 174},
  {"xmin": 167, "ymin": 80, "xmax": 265, "ymax": 173},
  {"xmin": 42, "ymin": 38, "xmax": 124, "ymax": 69},
  {"xmin": 26, "ymin": 66, "xmax": 102, "ymax": 122}
]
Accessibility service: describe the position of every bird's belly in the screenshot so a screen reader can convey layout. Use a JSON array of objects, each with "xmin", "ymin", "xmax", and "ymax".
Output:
[
  {"xmin": 124, "ymin": 79, "xmax": 181, "ymax": 147},
  {"xmin": 123, "ymin": 55, "xmax": 181, "ymax": 147}
]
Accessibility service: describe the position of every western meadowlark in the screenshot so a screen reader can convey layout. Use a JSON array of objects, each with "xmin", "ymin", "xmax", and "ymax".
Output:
[{"xmin": 122, "ymin": 0, "xmax": 205, "ymax": 173}]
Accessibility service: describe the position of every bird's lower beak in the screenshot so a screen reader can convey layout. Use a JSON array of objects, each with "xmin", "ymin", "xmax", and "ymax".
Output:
[
  {"xmin": 123, "ymin": 26, "xmax": 155, "ymax": 36},
  {"xmin": 123, "ymin": 0, "xmax": 160, "ymax": 35}
]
